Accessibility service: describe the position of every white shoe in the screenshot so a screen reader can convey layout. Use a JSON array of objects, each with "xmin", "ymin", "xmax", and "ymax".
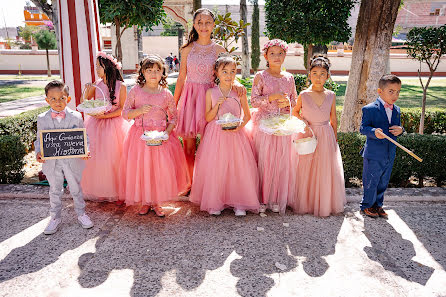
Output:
[
  {"xmin": 271, "ymin": 204, "xmax": 280, "ymax": 213},
  {"xmin": 259, "ymin": 204, "xmax": 267, "ymax": 213},
  {"xmin": 78, "ymin": 214, "xmax": 94, "ymax": 229},
  {"xmin": 44, "ymin": 218, "xmax": 61, "ymax": 235},
  {"xmin": 234, "ymin": 209, "xmax": 246, "ymax": 216},
  {"xmin": 209, "ymin": 210, "xmax": 221, "ymax": 216}
]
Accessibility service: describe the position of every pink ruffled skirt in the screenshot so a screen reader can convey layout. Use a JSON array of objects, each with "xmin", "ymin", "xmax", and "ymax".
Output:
[
  {"xmin": 119, "ymin": 125, "xmax": 191, "ymax": 205},
  {"xmin": 81, "ymin": 116, "xmax": 130, "ymax": 201}
]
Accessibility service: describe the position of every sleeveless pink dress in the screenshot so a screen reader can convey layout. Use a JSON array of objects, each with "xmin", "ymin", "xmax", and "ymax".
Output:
[
  {"xmin": 81, "ymin": 80, "xmax": 130, "ymax": 201},
  {"xmin": 250, "ymin": 70, "xmax": 297, "ymax": 214},
  {"xmin": 290, "ymin": 90, "xmax": 346, "ymax": 216},
  {"xmin": 190, "ymin": 87, "xmax": 260, "ymax": 213},
  {"xmin": 119, "ymin": 86, "xmax": 191, "ymax": 206},
  {"xmin": 176, "ymin": 42, "xmax": 217, "ymax": 138}
]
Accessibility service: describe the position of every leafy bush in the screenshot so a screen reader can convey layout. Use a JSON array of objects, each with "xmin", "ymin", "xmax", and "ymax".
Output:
[
  {"xmin": 0, "ymin": 106, "xmax": 50, "ymax": 150},
  {"xmin": 337, "ymin": 132, "xmax": 446, "ymax": 187},
  {"xmin": 294, "ymin": 74, "xmax": 340, "ymax": 94},
  {"xmin": 0, "ymin": 135, "xmax": 26, "ymax": 184}
]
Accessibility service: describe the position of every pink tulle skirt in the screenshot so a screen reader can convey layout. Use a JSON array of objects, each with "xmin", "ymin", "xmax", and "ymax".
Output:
[
  {"xmin": 252, "ymin": 124, "xmax": 296, "ymax": 214},
  {"xmin": 176, "ymin": 81, "xmax": 212, "ymax": 138},
  {"xmin": 119, "ymin": 125, "xmax": 191, "ymax": 205},
  {"xmin": 81, "ymin": 116, "xmax": 130, "ymax": 201},
  {"xmin": 290, "ymin": 124, "xmax": 346, "ymax": 217},
  {"xmin": 190, "ymin": 122, "xmax": 260, "ymax": 213}
]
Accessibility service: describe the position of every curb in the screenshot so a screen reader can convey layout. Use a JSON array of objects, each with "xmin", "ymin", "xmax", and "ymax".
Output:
[{"xmin": 1, "ymin": 185, "xmax": 445, "ymax": 202}]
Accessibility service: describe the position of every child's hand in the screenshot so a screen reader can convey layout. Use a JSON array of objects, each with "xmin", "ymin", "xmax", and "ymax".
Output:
[
  {"xmin": 268, "ymin": 93, "xmax": 282, "ymax": 102},
  {"xmin": 36, "ymin": 152, "xmax": 45, "ymax": 163},
  {"xmin": 375, "ymin": 128, "xmax": 386, "ymax": 139},
  {"xmin": 217, "ymin": 97, "xmax": 226, "ymax": 106},
  {"xmin": 233, "ymin": 83, "xmax": 247, "ymax": 97},
  {"xmin": 389, "ymin": 125, "xmax": 403, "ymax": 136},
  {"xmin": 139, "ymin": 105, "xmax": 152, "ymax": 114},
  {"xmin": 277, "ymin": 94, "xmax": 290, "ymax": 108},
  {"xmin": 81, "ymin": 152, "xmax": 92, "ymax": 160}
]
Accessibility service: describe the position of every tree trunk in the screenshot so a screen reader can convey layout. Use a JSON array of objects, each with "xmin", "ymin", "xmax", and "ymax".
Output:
[
  {"xmin": 46, "ymin": 49, "xmax": 51, "ymax": 77},
  {"xmin": 137, "ymin": 28, "xmax": 144, "ymax": 62},
  {"xmin": 115, "ymin": 21, "xmax": 123, "ymax": 62},
  {"xmin": 305, "ymin": 44, "xmax": 314, "ymax": 70},
  {"xmin": 193, "ymin": 0, "xmax": 201, "ymax": 12},
  {"xmin": 240, "ymin": 0, "xmax": 250, "ymax": 78},
  {"xmin": 418, "ymin": 70, "xmax": 433, "ymax": 134},
  {"xmin": 339, "ymin": 0, "xmax": 401, "ymax": 132},
  {"xmin": 251, "ymin": 0, "xmax": 260, "ymax": 72}
]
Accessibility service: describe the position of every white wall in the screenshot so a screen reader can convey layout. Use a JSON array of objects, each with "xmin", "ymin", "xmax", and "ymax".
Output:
[{"xmin": 0, "ymin": 50, "xmax": 60, "ymax": 72}]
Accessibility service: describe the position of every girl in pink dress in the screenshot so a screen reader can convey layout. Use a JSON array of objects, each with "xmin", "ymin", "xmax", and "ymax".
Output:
[
  {"xmin": 190, "ymin": 55, "xmax": 259, "ymax": 216},
  {"xmin": 174, "ymin": 8, "xmax": 245, "ymax": 183},
  {"xmin": 81, "ymin": 52, "xmax": 130, "ymax": 203},
  {"xmin": 290, "ymin": 55, "xmax": 346, "ymax": 217},
  {"xmin": 251, "ymin": 39, "xmax": 298, "ymax": 214},
  {"xmin": 119, "ymin": 55, "xmax": 190, "ymax": 216}
]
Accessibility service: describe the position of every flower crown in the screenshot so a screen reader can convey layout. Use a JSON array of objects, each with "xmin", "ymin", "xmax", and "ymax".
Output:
[
  {"xmin": 97, "ymin": 51, "xmax": 122, "ymax": 70},
  {"xmin": 262, "ymin": 39, "xmax": 288, "ymax": 53}
]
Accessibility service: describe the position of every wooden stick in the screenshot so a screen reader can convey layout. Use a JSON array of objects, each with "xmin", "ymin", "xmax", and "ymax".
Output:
[{"xmin": 376, "ymin": 130, "xmax": 423, "ymax": 162}]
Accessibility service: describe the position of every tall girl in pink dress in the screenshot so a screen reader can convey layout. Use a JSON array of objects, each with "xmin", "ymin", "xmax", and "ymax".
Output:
[
  {"xmin": 251, "ymin": 39, "xmax": 297, "ymax": 214},
  {"xmin": 174, "ymin": 8, "xmax": 245, "ymax": 184},
  {"xmin": 290, "ymin": 56, "xmax": 346, "ymax": 217},
  {"xmin": 190, "ymin": 55, "xmax": 259, "ymax": 216},
  {"xmin": 119, "ymin": 55, "xmax": 190, "ymax": 216},
  {"xmin": 81, "ymin": 52, "xmax": 130, "ymax": 203}
]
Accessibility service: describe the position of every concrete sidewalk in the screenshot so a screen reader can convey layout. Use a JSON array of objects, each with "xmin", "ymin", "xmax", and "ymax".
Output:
[{"xmin": 0, "ymin": 194, "xmax": 445, "ymax": 297}]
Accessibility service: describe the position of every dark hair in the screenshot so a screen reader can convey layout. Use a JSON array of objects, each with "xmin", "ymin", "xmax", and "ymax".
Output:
[
  {"xmin": 379, "ymin": 74, "xmax": 401, "ymax": 89},
  {"xmin": 136, "ymin": 54, "xmax": 168, "ymax": 88},
  {"xmin": 309, "ymin": 54, "xmax": 331, "ymax": 72},
  {"xmin": 97, "ymin": 56, "xmax": 124, "ymax": 105},
  {"xmin": 45, "ymin": 80, "xmax": 69, "ymax": 96},
  {"xmin": 213, "ymin": 54, "xmax": 237, "ymax": 84},
  {"xmin": 182, "ymin": 8, "xmax": 215, "ymax": 49}
]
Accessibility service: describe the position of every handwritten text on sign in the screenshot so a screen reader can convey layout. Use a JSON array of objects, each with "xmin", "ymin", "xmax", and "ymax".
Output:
[{"xmin": 40, "ymin": 128, "xmax": 88, "ymax": 159}]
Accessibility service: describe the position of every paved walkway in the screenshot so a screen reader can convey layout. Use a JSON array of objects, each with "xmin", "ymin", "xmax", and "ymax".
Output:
[{"xmin": 0, "ymin": 188, "xmax": 445, "ymax": 297}]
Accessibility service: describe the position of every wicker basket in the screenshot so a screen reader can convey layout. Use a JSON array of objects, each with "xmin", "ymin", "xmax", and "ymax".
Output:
[
  {"xmin": 77, "ymin": 84, "xmax": 111, "ymax": 115},
  {"xmin": 140, "ymin": 104, "xmax": 169, "ymax": 146},
  {"xmin": 215, "ymin": 96, "xmax": 242, "ymax": 131},
  {"xmin": 293, "ymin": 126, "xmax": 317, "ymax": 155}
]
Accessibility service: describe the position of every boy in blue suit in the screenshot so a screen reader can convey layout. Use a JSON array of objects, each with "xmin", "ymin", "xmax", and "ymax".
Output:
[
  {"xmin": 35, "ymin": 81, "xmax": 93, "ymax": 234},
  {"xmin": 360, "ymin": 74, "xmax": 404, "ymax": 218}
]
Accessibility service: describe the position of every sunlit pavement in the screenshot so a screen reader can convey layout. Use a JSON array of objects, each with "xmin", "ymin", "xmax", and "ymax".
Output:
[{"xmin": 0, "ymin": 197, "xmax": 445, "ymax": 297}]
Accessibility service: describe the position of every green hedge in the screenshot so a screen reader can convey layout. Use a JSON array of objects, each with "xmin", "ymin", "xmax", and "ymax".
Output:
[
  {"xmin": 338, "ymin": 132, "xmax": 446, "ymax": 187},
  {"xmin": 0, "ymin": 135, "xmax": 26, "ymax": 184},
  {"xmin": 400, "ymin": 108, "xmax": 446, "ymax": 134},
  {"xmin": 0, "ymin": 106, "xmax": 50, "ymax": 150}
]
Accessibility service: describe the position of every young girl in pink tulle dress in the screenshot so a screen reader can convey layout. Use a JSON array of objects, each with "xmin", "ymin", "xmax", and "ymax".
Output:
[
  {"xmin": 173, "ymin": 8, "xmax": 245, "ymax": 184},
  {"xmin": 119, "ymin": 55, "xmax": 190, "ymax": 217},
  {"xmin": 190, "ymin": 55, "xmax": 259, "ymax": 216},
  {"xmin": 80, "ymin": 52, "xmax": 130, "ymax": 203},
  {"xmin": 250, "ymin": 39, "xmax": 298, "ymax": 214},
  {"xmin": 290, "ymin": 55, "xmax": 346, "ymax": 217}
]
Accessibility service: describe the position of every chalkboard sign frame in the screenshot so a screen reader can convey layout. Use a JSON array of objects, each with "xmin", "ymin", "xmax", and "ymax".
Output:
[{"xmin": 40, "ymin": 128, "xmax": 88, "ymax": 160}]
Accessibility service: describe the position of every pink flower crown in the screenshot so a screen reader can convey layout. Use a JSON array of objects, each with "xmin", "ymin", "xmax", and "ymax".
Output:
[
  {"xmin": 262, "ymin": 39, "xmax": 288, "ymax": 53},
  {"xmin": 97, "ymin": 51, "xmax": 122, "ymax": 70}
]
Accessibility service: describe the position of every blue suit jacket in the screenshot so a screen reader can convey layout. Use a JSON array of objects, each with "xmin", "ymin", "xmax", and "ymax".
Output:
[{"xmin": 360, "ymin": 99, "xmax": 401, "ymax": 161}]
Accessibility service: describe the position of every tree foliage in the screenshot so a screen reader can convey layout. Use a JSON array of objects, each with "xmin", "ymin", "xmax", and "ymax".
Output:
[
  {"xmin": 98, "ymin": 0, "xmax": 165, "ymax": 61},
  {"xmin": 33, "ymin": 29, "xmax": 57, "ymax": 50},
  {"xmin": 406, "ymin": 25, "xmax": 446, "ymax": 134},
  {"xmin": 250, "ymin": 0, "xmax": 260, "ymax": 72},
  {"xmin": 264, "ymin": 0, "xmax": 355, "ymax": 45},
  {"xmin": 214, "ymin": 12, "xmax": 250, "ymax": 54}
]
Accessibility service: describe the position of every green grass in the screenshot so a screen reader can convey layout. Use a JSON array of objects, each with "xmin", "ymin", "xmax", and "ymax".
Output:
[
  {"xmin": 334, "ymin": 79, "xmax": 446, "ymax": 109},
  {"xmin": 170, "ymin": 78, "xmax": 446, "ymax": 110},
  {"xmin": 0, "ymin": 85, "xmax": 43, "ymax": 103}
]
